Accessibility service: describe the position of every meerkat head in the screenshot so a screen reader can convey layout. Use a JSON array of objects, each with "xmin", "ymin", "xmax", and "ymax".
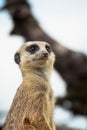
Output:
[{"xmin": 14, "ymin": 41, "xmax": 55, "ymax": 74}]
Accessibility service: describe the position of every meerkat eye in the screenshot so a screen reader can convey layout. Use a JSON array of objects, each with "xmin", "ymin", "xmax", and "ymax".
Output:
[
  {"xmin": 46, "ymin": 45, "xmax": 51, "ymax": 53},
  {"xmin": 25, "ymin": 44, "xmax": 39, "ymax": 54}
]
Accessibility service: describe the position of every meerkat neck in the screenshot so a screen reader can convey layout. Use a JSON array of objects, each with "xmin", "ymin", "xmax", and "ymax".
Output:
[{"xmin": 22, "ymin": 67, "xmax": 51, "ymax": 84}]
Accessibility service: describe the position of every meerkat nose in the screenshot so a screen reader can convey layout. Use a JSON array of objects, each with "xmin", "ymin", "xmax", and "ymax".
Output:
[{"xmin": 42, "ymin": 52, "xmax": 48, "ymax": 58}]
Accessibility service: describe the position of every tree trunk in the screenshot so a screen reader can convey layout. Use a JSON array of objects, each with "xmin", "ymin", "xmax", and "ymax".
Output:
[{"xmin": 2, "ymin": 0, "xmax": 87, "ymax": 116}]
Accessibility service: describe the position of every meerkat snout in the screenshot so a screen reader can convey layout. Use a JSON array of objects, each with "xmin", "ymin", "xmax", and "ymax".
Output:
[{"xmin": 42, "ymin": 52, "xmax": 48, "ymax": 58}]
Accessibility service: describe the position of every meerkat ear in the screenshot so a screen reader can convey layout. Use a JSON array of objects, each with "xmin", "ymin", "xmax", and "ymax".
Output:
[{"xmin": 14, "ymin": 52, "xmax": 20, "ymax": 64}]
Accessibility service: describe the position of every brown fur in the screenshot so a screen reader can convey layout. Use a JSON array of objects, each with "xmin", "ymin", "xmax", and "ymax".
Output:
[{"xmin": 3, "ymin": 41, "xmax": 56, "ymax": 130}]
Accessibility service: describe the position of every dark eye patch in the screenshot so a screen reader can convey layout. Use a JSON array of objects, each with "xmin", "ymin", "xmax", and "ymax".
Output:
[
  {"xmin": 25, "ymin": 44, "xmax": 39, "ymax": 54},
  {"xmin": 45, "ymin": 45, "xmax": 51, "ymax": 53}
]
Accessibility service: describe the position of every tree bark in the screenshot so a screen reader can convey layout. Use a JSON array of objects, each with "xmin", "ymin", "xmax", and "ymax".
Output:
[
  {"xmin": 56, "ymin": 125, "xmax": 78, "ymax": 130},
  {"xmin": 2, "ymin": 0, "xmax": 87, "ymax": 116}
]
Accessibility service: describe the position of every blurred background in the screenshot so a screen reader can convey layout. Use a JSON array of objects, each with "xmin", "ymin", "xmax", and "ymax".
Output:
[{"xmin": 0, "ymin": 0, "xmax": 87, "ymax": 130}]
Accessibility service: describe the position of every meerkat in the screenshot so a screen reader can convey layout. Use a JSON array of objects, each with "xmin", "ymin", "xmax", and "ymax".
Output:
[{"xmin": 3, "ymin": 41, "xmax": 56, "ymax": 130}]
